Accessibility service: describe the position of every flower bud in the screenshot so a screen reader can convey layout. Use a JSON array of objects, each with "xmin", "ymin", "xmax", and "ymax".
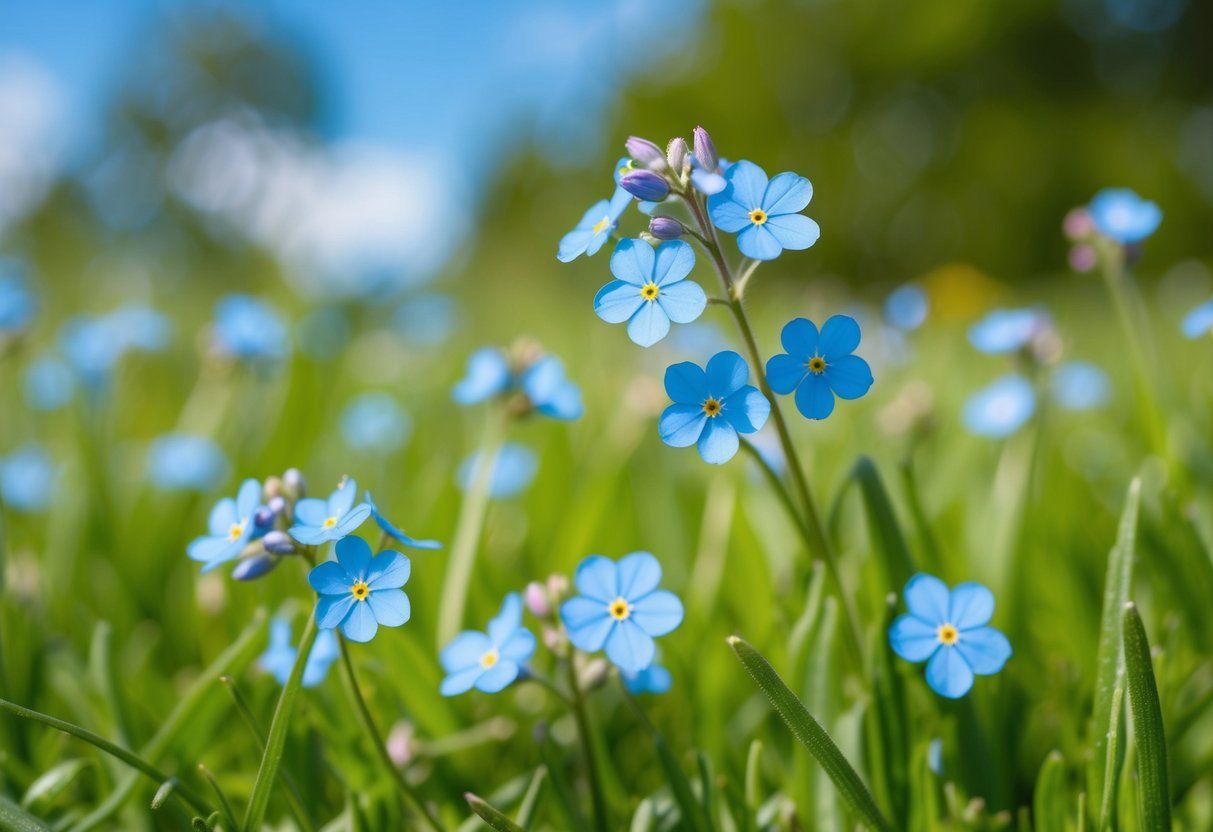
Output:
[
  {"xmin": 232, "ymin": 554, "xmax": 280, "ymax": 581},
  {"xmin": 546, "ymin": 573, "xmax": 570, "ymax": 600},
  {"xmin": 666, "ymin": 137, "xmax": 688, "ymax": 172},
  {"xmin": 263, "ymin": 475, "xmax": 283, "ymax": 500},
  {"xmin": 253, "ymin": 506, "xmax": 275, "ymax": 532},
  {"xmin": 625, "ymin": 136, "xmax": 667, "ymax": 170},
  {"xmin": 693, "ymin": 126, "xmax": 718, "ymax": 172},
  {"xmin": 620, "ymin": 170, "xmax": 670, "ymax": 203},
  {"xmin": 267, "ymin": 495, "xmax": 288, "ymax": 517},
  {"xmin": 1062, "ymin": 207, "xmax": 1093, "ymax": 241},
  {"xmin": 282, "ymin": 468, "xmax": 306, "ymax": 499},
  {"xmin": 524, "ymin": 581, "xmax": 551, "ymax": 617},
  {"xmin": 578, "ymin": 658, "xmax": 611, "ymax": 691},
  {"xmin": 263, "ymin": 530, "xmax": 296, "ymax": 555},
  {"xmin": 648, "ymin": 216, "xmax": 684, "ymax": 240},
  {"xmin": 1068, "ymin": 244, "xmax": 1096, "ymax": 272},
  {"xmin": 387, "ymin": 721, "xmax": 416, "ymax": 768}
]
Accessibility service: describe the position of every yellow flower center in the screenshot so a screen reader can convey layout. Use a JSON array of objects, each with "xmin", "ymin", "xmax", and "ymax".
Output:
[
  {"xmin": 749, "ymin": 208, "xmax": 768, "ymax": 225},
  {"xmin": 609, "ymin": 598, "xmax": 631, "ymax": 620},
  {"xmin": 592, "ymin": 215, "xmax": 612, "ymax": 234},
  {"xmin": 480, "ymin": 649, "xmax": 499, "ymax": 669},
  {"xmin": 640, "ymin": 282, "xmax": 660, "ymax": 301},
  {"xmin": 937, "ymin": 624, "xmax": 959, "ymax": 646},
  {"xmin": 618, "ymin": 161, "xmax": 634, "ymax": 178},
  {"xmin": 351, "ymin": 581, "xmax": 370, "ymax": 601},
  {"xmin": 808, "ymin": 356, "xmax": 826, "ymax": 374},
  {"xmin": 228, "ymin": 521, "xmax": 246, "ymax": 541},
  {"xmin": 702, "ymin": 397, "xmax": 722, "ymax": 417},
  {"xmin": 323, "ymin": 516, "xmax": 338, "ymax": 529}
]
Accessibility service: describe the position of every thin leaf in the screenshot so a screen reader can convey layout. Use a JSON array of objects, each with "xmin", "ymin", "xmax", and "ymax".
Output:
[
  {"xmin": 465, "ymin": 793, "xmax": 525, "ymax": 832},
  {"xmin": 514, "ymin": 766, "xmax": 547, "ymax": 829},
  {"xmin": 728, "ymin": 636, "xmax": 893, "ymax": 832},
  {"xmin": 0, "ymin": 794, "xmax": 53, "ymax": 832},
  {"xmin": 654, "ymin": 734, "xmax": 710, "ymax": 832},
  {"xmin": 847, "ymin": 456, "xmax": 916, "ymax": 591},
  {"xmin": 1091, "ymin": 476, "xmax": 1140, "ymax": 829},
  {"xmin": 21, "ymin": 759, "xmax": 91, "ymax": 812},
  {"xmin": 1122, "ymin": 603, "xmax": 1171, "ymax": 831},
  {"xmin": 1032, "ymin": 751, "xmax": 1067, "ymax": 832}
]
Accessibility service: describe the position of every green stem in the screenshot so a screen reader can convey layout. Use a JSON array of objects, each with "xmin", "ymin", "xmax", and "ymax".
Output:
[
  {"xmin": 243, "ymin": 612, "xmax": 318, "ymax": 832},
  {"xmin": 0, "ymin": 698, "xmax": 210, "ymax": 816},
  {"xmin": 739, "ymin": 438, "xmax": 813, "ymax": 544},
  {"xmin": 198, "ymin": 764, "xmax": 239, "ymax": 832},
  {"xmin": 685, "ymin": 192, "xmax": 865, "ymax": 668},
  {"xmin": 565, "ymin": 658, "xmax": 609, "ymax": 832},
  {"xmin": 437, "ymin": 409, "xmax": 508, "ymax": 647},
  {"xmin": 337, "ymin": 639, "xmax": 443, "ymax": 832}
]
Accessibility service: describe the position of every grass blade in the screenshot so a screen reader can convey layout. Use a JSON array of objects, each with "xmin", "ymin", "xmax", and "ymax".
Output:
[
  {"xmin": 846, "ymin": 456, "xmax": 916, "ymax": 591},
  {"xmin": 0, "ymin": 794, "xmax": 52, "ymax": 832},
  {"xmin": 1091, "ymin": 476, "xmax": 1140, "ymax": 828},
  {"xmin": 727, "ymin": 636, "xmax": 892, "ymax": 832},
  {"xmin": 465, "ymin": 792, "xmax": 525, "ymax": 832},
  {"xmin": 1122, "ymin": 602, "xmax": 1171, "ymax": 831},
  {"xmin": 513, "ymin": 765, "xmax": 547, "ymax": 828},
  {"xmin": 654, "ymin": 734, "xmax": 711, "ymax": 832},
  {"xmin": 1032, "ymin": 750, "xmax": 1067, "ymax": 832}
]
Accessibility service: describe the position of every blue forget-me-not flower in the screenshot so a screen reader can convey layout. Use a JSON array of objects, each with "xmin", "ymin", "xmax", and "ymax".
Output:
[
  {"xmin": 1182, "ymin": 297, "xmax": 1213, "ymax": 339},
  {"xmin": 766, "ymin": 316, "xmax": 873, "ymax": 421},
  {"xmin": 260, "ymin": 615, "xmax": 340, "ymax": 688},
  {"xmin": 1051, "ymin": 362, "xmax": 1111, "ymax": 411},
  {"xmin": 963, "ymin": 375, "xmax": 1036, "ymax": 438},
  {"xmin": 659, "ymin": 351, "xmax": 770, "ymax": 464},
  {"xmin": 453, "ymin": 347, "xmax": 582, "ymax": 420},
  {"xmin": 560, "ymin": 552, "xmax": 684, "ymax": 674},
  {"xmin": 457, "ymin": 443, "xmax": 539, "ymax": 498},
  {"xmin": 187, "ymin": 478, "xmax": 264, "ymax": 572},
  {"xmin": 889, "ymin": 573, "xmax": 1012, "ymax": 699},
  {"xmin": 439, "ymin": 592, "xmax": 537, "ymax": 696},
  {"xmin": 309, "ymin": 536, "xmax": 411, "ymax": 643},
  {"xmin": 558, "ymin": 186, "xmax": 632, "ymax": 263},
  {"xmin": 148, "ymin": 433, "xmax": 229, "ymax": 492},
  {"xmin": 290, "ymin": 478, "xmax": 372, "ymax": 546},
  {"xmin": 0, "ymin": 444, "xmax": 55, "ymax": 513},
  {"xmin": 622, "ymin": 662, "xmax": 673, "ymax": 695},
  {"xmin": 968, "ymin": 308, "xmax": 1050, "ymax": 354},
  {"xmin": 595, "ymin": 239, "xmax": 706, "ymax": 347},
  {"xmin": 707, "ymin": 161, "xmax": 820, "ymax": 261},
  {"xmin": 212, "ymin": 294, "xmax": 289, "ymax": 360},
  {"xmin": 1088, "ymin": 188, "xmax": 1161, "ymax": 244}
]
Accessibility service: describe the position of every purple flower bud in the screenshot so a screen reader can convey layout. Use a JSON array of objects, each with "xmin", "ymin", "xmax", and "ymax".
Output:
[
  {"xmin": 666, "ymin": 137, "xmax": 688, "ymax": 172},
  {"xmin": 620, "ymin": 170, "xmax": 670, "ymax": 203},
  {"xmin": 253, "ymin": 506, "xmax": 275, "ymax": 531},
  {"xmin": 578, "ymin": 658, "xmax": 611, "ymax": 690},
  {"xmin": 387, "ymin": 721, "xmax": 415, "ymax": 768},
  {"xmin": 625, "ymin": 136, "xmax": 667, "ymax": 170},
  {"xmin": 1063, "ymin": 208, "xmax": 1093, "ymax": 241},
  {"xmin": 649, "ymin": 216, "xmax": 684, "ymax": 240},
  {"xmin": 268, "ymin": 495, "xmax": 288, "ymax": 516},
  {"xmin": 232, "ymin": 554, "xmax": 280, "ymax": 581},
  {"xmin": 693, "ymin": 126, "xmax": 718, "ymax": 172},
  {"xmin": 262, "ymin": 530, "xmax": 296, "ymax": 554},
  {"xmin": 524, "ymin": 581, "xmax": 550, "ymax": 617},
  {"xmin": 1068, "ymin": 244, "xmax": 1096, "ymax": 272},
  {"xmin": 546, "ymin": 573, "xmax": 569, "ymax": 599}
]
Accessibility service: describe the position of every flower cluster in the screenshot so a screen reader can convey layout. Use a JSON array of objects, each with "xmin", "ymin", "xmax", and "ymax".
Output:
[{"xmin": 453, "ymin": 341, "xmax": 583, "ymax": 421}]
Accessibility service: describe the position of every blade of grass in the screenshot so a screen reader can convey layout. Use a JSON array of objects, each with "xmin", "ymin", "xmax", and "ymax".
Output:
[
  {"xmin": 1091, "ymin": 477, "xmax": 1140, "ymax": 829},
  {"xmin": 1122, "ymin": 603, "xmax": 1171, "ymax": 832},
  {"xmin": 727, "ymin": 636, "xmax": 892, "ymax": 832},
  {"xmin": 0, "ymin": 795, "xmax": 52, "ymax": 832},
  {"xmin": 514, "ymin": 766, "xmax": 547, "ymax": 828},
  {"xmin": 465, "ymin": 792, "xmax": 525, "ymax": 832},
  {"xmin": 846, "ymin": 456, "xmax": 916, "ymax": 591},
  {"xmin": 1032, "ymin": 751, "xmax": 1066, "ymax": 832}
]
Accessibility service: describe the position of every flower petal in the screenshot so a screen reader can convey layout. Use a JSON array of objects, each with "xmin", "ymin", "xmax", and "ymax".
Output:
[
  {"xmin": 697, "ymin": 417, "xmax": 739, "ymax": 464},
  {"xmin": 315, "ymin": 594, "xmax": 356, "ymax": 630},
  {"xmin": 627, "ymin": 301, "xmax": 671, "ymax": 347},
  {"xmin": 488, "ymin": 592, "xmax": 523, "ymax": 645},
  {"xmin": 366, "ymin": 550, "xmax": 411, "ymax": 590},
  {"xmin": 823, "ymin": 354, "xmax": 873, "ymax": 400},
  {"xmin": 206, "ymin": 498, "xmax": 237, "ymax": 535},
  {"xmin": 737, "ymin": 224, "xmax": 783, "ymax": 261},
  {"xmin": 499, "ymin": 628, "xmax": 537, "ymax": 664},
  {"xmin": 889, "ymin": 614, "xmax": 940, "ymax": 663},
  {"xmin": 949, "ymin": 582, "xmax": 995, "ymax": 629},
  {"xmin": 440, "ymin": 631, "xmax": 493, "ymax": 672},
  {"xmin": 903, "ymin": 573, "xmax": 950, "ymax": 625},
  {"xmin": 721, "ymin": 160, "xmax": 768, "ymax": 209},
  {"xmin": 793, "ymin": 373, "xmax": 835, "ymax": 420},
  {"xmin": 594, "ymin": 280, "xmax": 645, "ymax": 324},
  {"xmin": 188, "ymin": 535, "xmax": 237, "ymax": 566},
  {"xmin": 722, "ymin": 386, "xmax": 769, "ymax": 434},
  {"xmin": 659, "ymin": 404, "xmax": 707, "ymax": 448},
  {"xmin": 630, "ymin": 590, "xmax": 683, "ymax": 636},
  {"xmin": 236, "ymin": 479, "xmax": 262, "ymax": 516},
  {"xmin": 440, "ymin": 665, "xmax": 484, "ymax": 696},
  {"xmin": 335, "ymin": 535, "xmax": 374, "ymax": 581},
  {"xmin": 818, "ymin": 315, "xmax": 862, "ymax": 360},
  {"xmin": 367, "ymin": 588, "xmax": 410, "ymax": 627},
  {"xmin": 561, "ymin": 598, "xmax": 614, "ymax": 652},
  {"xmin": 925, "ymin": 646, "xmax": 975, "ymax": 698},
  {"xmin": 573, "ymin": 555, "xmax": 618, "ymax": 602},
  {"xmin": 617, "ymin": 552, "xmax": 662, "ymax": 600},
  {"xmin": 605, "ymin": 619, "xmax": 656, "ymax": 674},
  {"xmin": 707, "ymin": 197, "xmax": 751, "ymax": 233},
  {"xmin": 780, "ymin": 318, "xmax": 819, "ymax": 359},
  {"xmin": 293, "ymin": 498, "xmax": 328, "ymax": 527},
  {"xmin": 664, "ymin": 361, "xmax": 708, "ymax": 403},
  {"xmin": 624, "ymin": 664, "xmax": 673, "ymax": 694},
  {"xmin": 955, "ymin": 626, "xmax": 1012, "ymax": 675},
  {"xmin": 334, "ymin": 504, "xmax": 371, "ymax": 536},
  {"xmin": 651, "ymin": 240, "xmax": 696, "ymax": 286},
  {"xmin": 309, "ymin": 560, "xmax": 352, "ymax": 595},
  {"xmin": 557, "ymin": 229, "xmax": 595, "ymax": 263},
  {"xmin": 453, "ymin": 348, "xmax": 511, "ymax": 404},
  {"xmin": 340, "ymin": 601, "xmax": 379, "ymax": 643},
  {"xmin": 705, "ymin": 350, "xmax": 749, "ymax": 398},
  {"xmin": 474, "ymin": 660, "xmax": 521, "ymax": 693},
  {"xmin": 329, "ymin": 479, "xmax": 357, "ymax": 517},
  {"xmin": 763, "ymin": 213, "xmax": 820, "ymax": 251},
  {"xmin": 655, "ymin": 280, "xmax": 707, "ymax": 324},
  {"xmin": 762, "ymin": 172, "xmax": 813, "ymax": 215},
  {"xmin": 610, "ymin": 238, "xmax": 655, "ymax": 286},
  {"xmin": 765, "ymin": 353, "xmax": 808, "ymax": 395}
]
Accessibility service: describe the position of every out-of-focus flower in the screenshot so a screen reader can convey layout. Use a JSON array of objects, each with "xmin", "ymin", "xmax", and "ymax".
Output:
[
  {"xmin": 766, "ymin": 316, "xmax": 873, "ymax": 421},
  {"xmin": 1088, "ymin": 188, "xmax": 1162, "ymax": 244},
  {"xmin": 0, "ymin": 259, "xmax": 34, "ymax": 333},
  {"xmin": 60, "ymin": 304, "xmax": 171, "ymax": 387},
  {"xmin": 889, "ymin": 573, "xmax": 1011, "ymax": 699},
  {"xmin": 212, "ymin": 294, "xmax": 289, "ymax": 360},
  {"xmin": 659, "ymin": 351, "xmax": 769, "ymax": 464},
  {"xmin": 394, "ymin": 293, "xmax": 459, "ymax": 347},
  {"xmin": 290, "ymin": 478, "xmax": 371, "ymax": 546},
  {"xmin": 23, "ymin": 355, "xmax": 74, "ymax": 411},
  {"xmin": 557, "ymin": 188, "xmax": 631, "ymax": 263},
  {"xmin": 884, "ymin": 284, "xmax": 929, "ymax": 332},
  {"xmin": 708, "ymin": 161, "xmax": 820, "ymax": 261},
  {"xmin": 365, "ymin": 491, "xmax": 441, "ymax": 550},
  {"xmin": 1051, "ymin": 362, "xmax": 1111, "ymax": 411},
  {"xmin": 524, "ymin": 581, "xmax": 551, "ymax": 617},
  {"xmin": 963, "ymin": 375, "xmax": 1036, "ymax": 437},
  {"xmin": 148, "ymin": 433, "xmax": 229, "ymax": 492},
  {"xmin": 439, "ymin": 592, "xmax": 536, "ymax": 696},
  {"xmin": 260, "ymin": 615, "xmax": 340, "ymax": 688},
  {"xmin": 187, "ymin": 479, "xmax": 264, "ymax": 573},
  {"xmin": 1182, "ymin": 297, "xmax": 1213, "ymax": 339},
  {"xmin": 453, "ymin": 347, "xmax": 582, "ymax": 420},
  {"xmin": 595, "ymin": 239, "xmax": 706, "ymax": 348},
  {"xmin": 560, "ymin": 552, "xmax": 684, "ymax": 674},
  {"xmin": 1062, "ymin": 207, "xmax": 1094, "ymax": 241},
  {"xmin": 967, "ymin": 308, "xmax": 1050, "ymax": 354},
  {"xmin": 453, "ymin": 348, "xmax": 511, "ymax": 405},
  {"xmin": 457, "ymin": 443, "xmax": 538, "ymax": 498},
  {"xmin": 0, "ymin": 443, "xmax": 54, "ymax": 512},
  {"xmin": 622, "ymin": 662, "xmax": 673, "ymax": 694},
  {"xmin": 521, "ymin": 356, "xmax": 583, "ymax": 420},
  {"xmin": 340, "ymin": 392, "xmax": 411, "ymax": 453},
  {"xmin": 309, "ymin": 535, "xmax": 411, "ymax": 643},
  {"xmin": 1068, "ymin": 244, "xmax": 1097, "ymax": 272}
]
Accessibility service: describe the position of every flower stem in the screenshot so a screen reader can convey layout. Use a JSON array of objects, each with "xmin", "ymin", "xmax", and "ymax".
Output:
[
  {"xmin": 243, "ymin": 612, "xmax": 318, "ymax": 832},
  {"xmin": 437, "ymin": 408, "xmax": 508, "ymax": 647},
  {"xmin": 564, "ymin": 658, "xmax": 610, "ymax": 832},
  {"xmin": 684, "ymin": 192, "xmax": 865, "ymax": 668},
  {"xmin": 337, "ymin": 639, "xmax": 443, "ymax": 831}
]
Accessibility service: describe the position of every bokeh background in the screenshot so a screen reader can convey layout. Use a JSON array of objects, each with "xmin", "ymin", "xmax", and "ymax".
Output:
[{"xmin": 3, "ymin": 0, "xmax": 1213, "ymax": 829}]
